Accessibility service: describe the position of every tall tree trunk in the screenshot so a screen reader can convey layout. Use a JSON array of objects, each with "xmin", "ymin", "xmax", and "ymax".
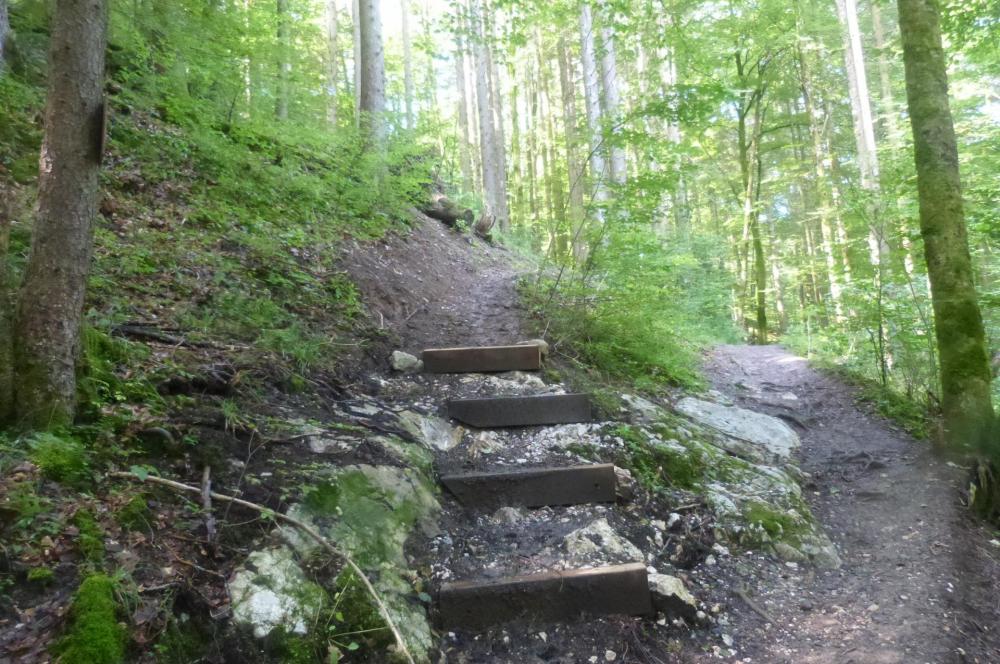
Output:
[
  {"xmin": 325, "ymin": 0, "xmax": 340, "ymax": 126},
  {"xmin": 15, "ymin": 0, "xmax": 108, "ymax": 428},
  {"xmin": 470, "ymin": 0, "xmax": 504, "ymax": 230},
  {"xmin": 798, "ymin": 45, "xmax": 845, "ymax": 321},
  {"xmin": 558, "ymin": 37, "xmax": 586, "ymax": 245},
  {"xmin": 897, "ymin": 0, "xmax": 994, "ymax": 447},
  {"xmin": 872, "ymin": 2, "xmax": 900, "ymax": 140},
  {"xmin": 579, "ymin": 2, "xmax": 607, "ymax": 222},
  {"xmin": 400, "ymin": 0, "xmax": 414, "ymax": 128},
  {"xmin": 484, "ymin": 5, "xmax": 510, "ymax": 230},
  {"xmin": 357, "ymin": 0, "xmax": 386, "ymax": 142},
  {"xmin": 598, "ymin": 19, "xmax": 626, "ymax": 184},
  {"xmin": 352, "ymin": 0, "xmax": 362, "ymax": 126},
  {"xmin": 0, "ymin": 197, "xmax": 12, "ymax": 421},
  {"xmin": 276, "ymin": 0, "xmax": 290, "ymax": 121},
  {"xmin": 0, "ymin": 0, "xmax": 10, "ymax": 70},
  {"xmin": 835, "ymin": 0, "xmax": 880, "ymax": 188},
  {"xmin": 454, "ymin": 34, "xmax": 474, "ymax": 193}
]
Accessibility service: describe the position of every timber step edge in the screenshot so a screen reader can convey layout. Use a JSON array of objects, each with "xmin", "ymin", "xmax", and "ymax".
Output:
[
  {"xmin": 437, "ymin": 562, "xmax": 652, "ymax": 630},
  {"xmin": 447, "ymin": 393, "xmax": 592, "ymax": 428},
  {"xmin": 440, "ymin": 463, "xmax": 616, "ymax": 509},
  {"xmin": 422, "ymin": 344, "xmax": 541, "ymax": 373}
]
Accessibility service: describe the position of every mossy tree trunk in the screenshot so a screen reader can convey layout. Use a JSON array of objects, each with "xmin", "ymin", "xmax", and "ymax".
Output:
[
  {"xmin": 1, "ymin": 202, "xmax": 12, "ymax": 423},
  {"xmin": 896, "ymin": 0, "xmax": 995, "ymax": 448},
  {"xmin": 14, "ymin": 0, "xmax": 108, "ymax": 429},
  {"xmin": 0, "ymin": 0, "xmax": 9, "ymax": 70}
]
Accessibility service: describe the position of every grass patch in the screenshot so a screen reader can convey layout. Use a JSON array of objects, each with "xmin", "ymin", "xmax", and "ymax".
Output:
[{"xmin": 608, "ymin": 424, "xmax": 709, "ymax": 491}]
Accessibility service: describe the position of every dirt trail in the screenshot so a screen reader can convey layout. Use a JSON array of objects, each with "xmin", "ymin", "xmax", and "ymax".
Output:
[{"xmin": 701, "ymin": 345, "xmax": 1000, "ymax": 664}]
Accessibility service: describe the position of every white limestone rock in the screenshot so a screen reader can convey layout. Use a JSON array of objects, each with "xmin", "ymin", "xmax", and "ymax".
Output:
[{"xmin": 676, "ymin": 397, "xmax": 800, "ymax": 463}]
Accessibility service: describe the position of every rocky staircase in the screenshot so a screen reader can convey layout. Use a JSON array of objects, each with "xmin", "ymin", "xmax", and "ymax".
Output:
[{"xmin": 423, "ymin": 343, "xmax": 656, "ymax": 631}]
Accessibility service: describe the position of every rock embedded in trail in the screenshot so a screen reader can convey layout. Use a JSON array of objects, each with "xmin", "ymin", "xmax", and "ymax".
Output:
[
  {"xmin": 390, "ymin": 350, "xmax": 424, "ymax": 373},
  {"xmin": 676, "ymin": 397, "xmax": 800, "ymax": 463},
  {"xmin": 648, "ymin": 573, "xmax": 699, "ymax": 621},
  {"xmin": 564, "ymin": 517, "xmax": 644, "ymax": 564},
  {"xmin": 396, "ymin": 409, "xmax": 463, "ymax": 451}
]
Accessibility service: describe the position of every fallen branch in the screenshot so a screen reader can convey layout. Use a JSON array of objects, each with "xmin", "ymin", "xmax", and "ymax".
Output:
[
  {"xmin": 201, "ymin": 466, "xmax": 218, "ymax": 556},
  {"xmin": 110, "ymin": 470, "xmax": 415, "ymax": 664}
]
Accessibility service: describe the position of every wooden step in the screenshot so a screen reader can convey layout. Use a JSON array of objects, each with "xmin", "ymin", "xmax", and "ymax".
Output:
[
  {"xmin": 437, "ymin": 562, "xmax": 652, "ymax": 629},
  {"xmin": 447, "ymin": 393, "xmax": 591, "ymax": 428},
  {"xmin": 422, "ymin": 344, "xmax": 541, "ymax": 373},
  {"xmin": 441, "ymin": 464, "xmax": 616, "ymax": 509}
]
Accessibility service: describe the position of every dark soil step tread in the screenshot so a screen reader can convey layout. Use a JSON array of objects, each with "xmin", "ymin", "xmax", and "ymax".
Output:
[
  {"xmin": 437, "ymin": 562, "xmax": 652, "ymax": 629},
  {"xmin": 447, "ymin": 393, "xmax": 592, "ymax": 428},
  {"xmin": 422, "ymin": 344, "xmax": 541, "ymax": 373},
  {"xmin": 441, "ymin": 464, "xmax": 616, "ymax": 509}
]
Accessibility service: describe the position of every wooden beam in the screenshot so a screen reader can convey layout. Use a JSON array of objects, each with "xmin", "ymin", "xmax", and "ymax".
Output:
[
  {"xmin": 437, "ymin": 562, "xmax": 652, "ymax": 629},
  {"xmin": 422, "ymin": 344, "xmax": 541, "ymax": 373},
  {"xmin": 447, "ymin": 394, "xmax": 591, "ymax": 427},
  {"xmin": 441, "ymin": 464, "xmax": 616, "ymax": 509}
]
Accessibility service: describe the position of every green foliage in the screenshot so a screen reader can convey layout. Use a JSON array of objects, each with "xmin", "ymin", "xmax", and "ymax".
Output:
[
  {"xmin": 27, "ymin": 433, "xmax": 90, "ymax": 487},
  {"xmin": 530, "ymin": 230, "xmax": 735, "ymax": 392},
  {"xmin": 116, "ymin": 495, "xmax": 151, "ymax": 532},
  {"xmin": 56, "ymin": 575, "xmax": 126, "ymax": 664},
  {"xmin": 741, "ymin": 500, "xmax": 811, "ymax": 548}
]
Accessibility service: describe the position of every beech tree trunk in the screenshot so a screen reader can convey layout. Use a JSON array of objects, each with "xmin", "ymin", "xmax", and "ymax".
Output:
[
  {"xmin": 325, "ymin": 0, "xmax": 340, "ymax": 126},
  {"xmin": 835, "ymin": 0, "xmax": 880, "ymax": 188},
  {"xmin": 454, "ymin": 34, "xmax": 474, "ymax": 193},
  {"xmin": 557, "ymin": 37, "xmax": 586, "ymax": 234},
  {"xmin": 484, "ymin": 6, "xmax": 510, "ymax": 230},
  {"xmin": 276, "ymin": 0, "xmax": 290, "ymax": 120},
  {"xmin": 0, "ymin": 0, "xmax": 9, "ymax": 70},
  {"xmin": 897, "ymin": 0, "xmax": 995, "ymax": 448},
  {"xmin": 352, "ymin": 0, "xmax": 362, "ymax": 125},
  {"xmin": 15, "ymin": 0, "xmax": 108, "ymax": 428},
  {"xmin": 579, "ymin": 2, "xmax": 607, "ymax": 221},
  {"xmin": 470, "ymin": 0, "xmax": 505, "ymax": 230},
  {"xmin": 598, "ymin": 21, "xmax": 626, "ymax": 185},
  {"xmin": 357, "ymin": 0, "xmax": 386, "ymax": 142},
  {"xmin": 401, "ymin": 0, "xmax": 414, "ymax": 128}
]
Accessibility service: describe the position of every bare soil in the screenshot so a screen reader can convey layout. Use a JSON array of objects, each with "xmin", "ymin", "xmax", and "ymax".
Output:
[{"xmin": 694, "ymin": 344, "xmax": 1000, "ymax": 664}]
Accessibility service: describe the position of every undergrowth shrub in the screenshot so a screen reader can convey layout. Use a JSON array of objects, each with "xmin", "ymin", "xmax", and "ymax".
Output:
[{"xmin": 28, "ymin": 433, "xmax": 90, "ymax": 486}]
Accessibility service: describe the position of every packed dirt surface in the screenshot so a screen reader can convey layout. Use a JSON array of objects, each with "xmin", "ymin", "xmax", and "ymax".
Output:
[
  {"xmin": 700, "ymin": 345, "xmax": 1000, "ymax": 664},
  {"xmin": 340, "ymin": 212, "xmax": 528, "ymax": 352}
]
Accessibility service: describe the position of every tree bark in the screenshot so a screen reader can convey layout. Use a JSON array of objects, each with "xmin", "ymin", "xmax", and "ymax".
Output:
[
  {"xmin": 484, "ymin": 4, "xmax": 510, "ymax": 230},
  {"xmin": 598, "ymin": 19, "xmax": 626, "ymax": 184},
  {"xmin": 579, "ymin": 2, "xmax": 607, "ymax": 222},
  {"xmin": 470, "ymin": 0, "xmax": 507, "ymax": 231},
  {"xmin": 401, "ymin": 0, "xmax": 414, "ymax": 128},
  {"xmin": 897, "ymin": 0, "xmax": 995, "ymax": 447},
  {"xmin": 15, "ymin": 0, "xmax": 108, "ymax": 428},
  {"xmin": 352, "ymin": 0, "xmax": 362, "ymax": 126},
  {"xmin": 325, "ymin": 0, "xmax": 340, "ymax": 126},
  {"xmin": 276, "ymin": 0, "xmax": 290, "ymax": 121},
  {"xmin": 357, "ymin": 0, "xmax": 386, "ymax": 142},
  {"xmin": 558, "ymin": 37, "xmax": 586, "ymax": 238},
  {"xmin": 835, "ymin": 0, "xmax": 880, "ymax": 188},
  {"xmin": 0, "ymin": 0, "xmax": 10, "ymax": 70},
  {"xmin": 454, "ymin": 34, "xmax": 474, "ymax": 193}
]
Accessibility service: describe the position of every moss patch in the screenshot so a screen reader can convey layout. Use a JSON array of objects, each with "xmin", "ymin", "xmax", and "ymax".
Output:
[
  {"xmin": 72, "ymin": 510, "xmax": 106, "ymax": 564},
  {"xmin": 56, "ymin": 574, "xmax": 126, "ymax": 664}
]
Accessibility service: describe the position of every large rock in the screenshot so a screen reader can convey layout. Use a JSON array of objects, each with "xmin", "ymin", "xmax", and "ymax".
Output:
[
  {"xmin": 390, "ymin": 350, "xmax": 423, "ymax": 373},
  {"xmin": 621, "ymin": 394, "xmax": 664, "ymax": 425},
  {"xmin": 648, "ymin": 573, "xmax": 699, "ymax": 621},
  {"xmin": 229, "ymin": 547, "xmax": 324, "ymax": 639},
  {"xmin": 564, "ymin": 518, "xmax": 643, "ymax": 564},
  {"xmin": 676, "ymin": 397, "xmax": 799, "ymax": 463},
  {"xmin": 396, "ymin": 410, "xmax": 463, "ymax": 451}
]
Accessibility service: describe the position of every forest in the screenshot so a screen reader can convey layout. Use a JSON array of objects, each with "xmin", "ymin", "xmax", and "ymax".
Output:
[{"xmin": 0, "ymin": 0, "xmax": 998, "ymax": 662}]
